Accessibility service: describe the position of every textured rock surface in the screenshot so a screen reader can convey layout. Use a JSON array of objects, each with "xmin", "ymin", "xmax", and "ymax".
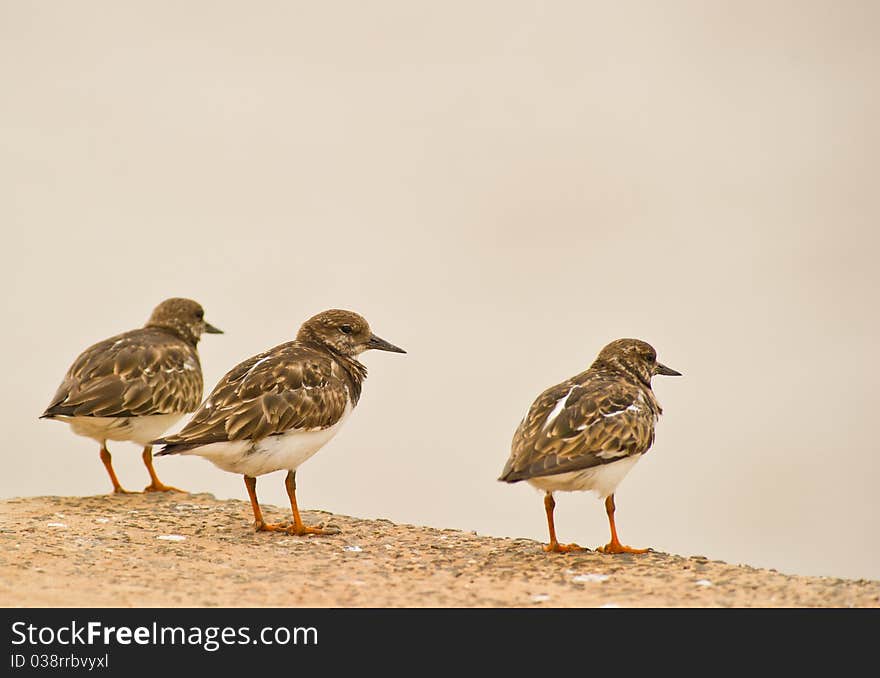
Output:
[{"xmin": 1, "ymin": 493, "xmax": 878, "ymax": 608}]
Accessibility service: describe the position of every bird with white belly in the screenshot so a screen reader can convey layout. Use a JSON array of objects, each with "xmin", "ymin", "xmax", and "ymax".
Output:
[
  {"xmin": 41, "ymin": 297, "xmax": 223, "ymax": 493},
  {"xmin": 155, "ymin": 309, "xmax": 405, "ymax": 536},
  {"xmin": 500, "ymin": 338, "xmax": 681, "ymax": 554}
]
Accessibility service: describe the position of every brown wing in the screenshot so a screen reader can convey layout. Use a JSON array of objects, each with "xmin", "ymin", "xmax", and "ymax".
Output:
[
  {"xmin": 156, "ymin": 342, "xmax": 352, "ymax": 453},
  {"xmin": 499, "ymin": 372, "xmax": 657, "ymax": 482},
  {"xmin": 42, "ymin": 328, "xmax": 203, "ymax": 418}
]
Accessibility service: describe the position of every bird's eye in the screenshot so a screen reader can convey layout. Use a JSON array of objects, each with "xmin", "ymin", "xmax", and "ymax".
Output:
[
  {"xmin": 195, "ymin": 309, "xmax": 204, "ymax": 319},
  {"xmin": 340, "ymin": 324, "xmax": 353, "ymax": 335}
]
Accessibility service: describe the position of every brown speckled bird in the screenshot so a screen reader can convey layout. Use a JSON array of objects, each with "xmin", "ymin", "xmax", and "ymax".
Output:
[
  {"xmin": 155, "ymin": 309, "xmax": 405, "ymax": 536},
  {"xmin": 499, "ymin": 338, "xmax": 681, "ymax": 554},
  {"xmin": 41, "ymin": 298, "xmax": 223, "ymax": 493}
]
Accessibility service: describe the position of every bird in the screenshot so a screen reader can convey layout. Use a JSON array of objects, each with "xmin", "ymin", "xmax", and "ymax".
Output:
[
  {"xmin": 154, "ymin": 309, "xmax": 406, "ymax": 536},
  {"xmin": 41, "ymin": 297, "xmax": 223, "ymax": 494},
  {"xmin": 499, "ymin": 338, "xmax": 681, "ymax": 554}
]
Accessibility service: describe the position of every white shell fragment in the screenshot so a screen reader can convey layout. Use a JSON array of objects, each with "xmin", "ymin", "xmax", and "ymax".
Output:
[
  {"xmin": 157, "ymin": 535, "xmax": 186, "ymax": 542},
  {"xmin": 573, "ymin": 573, "xmax": 610, "ymax": 583}
]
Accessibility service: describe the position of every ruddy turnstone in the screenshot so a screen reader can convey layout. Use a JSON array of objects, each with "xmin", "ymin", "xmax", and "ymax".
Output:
[
  {"xmin": 41, "ymin": 298, "xmax": 223, "ymax": 494},
  {"xmin": 499, "ymin": 338, "xmax": 681, "ymax": 554},
  {"xmin": 154, "ymin": 309, "xmax": 405, "ymax": 536}
]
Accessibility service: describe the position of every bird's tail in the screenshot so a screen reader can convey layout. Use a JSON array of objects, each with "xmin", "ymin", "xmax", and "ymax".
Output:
[
  {"xmin": 152, "ymin": 438, "xmax": 174, "ymax": 456},
  {"xmin": 39, "ymin": 404, "xmax": 66, "ymax": 420},
  {"xmin": 153, "ymin": 439, "xmax": 203, "ymax": 456},
  {"xmin": 497, "ymin": 462, "xmax": 523, "ymax": 483}
]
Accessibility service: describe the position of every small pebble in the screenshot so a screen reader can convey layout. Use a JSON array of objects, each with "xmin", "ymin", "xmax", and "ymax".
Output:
[{"xmin": 573, "ymin": 573, "xmax": 610, "ymax": 583}]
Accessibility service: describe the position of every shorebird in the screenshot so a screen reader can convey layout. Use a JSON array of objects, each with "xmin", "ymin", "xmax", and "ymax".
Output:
[
  {"xmin": 499, "ymin": 338, "xmax": 680, "ymax": 554},
  {"xmin": 155, "ymin": 309, "xmax": 405, "ymax": 535},
  {"xmin": 41, "ymin": 298, "xmax": 223, "ymax": 493}
]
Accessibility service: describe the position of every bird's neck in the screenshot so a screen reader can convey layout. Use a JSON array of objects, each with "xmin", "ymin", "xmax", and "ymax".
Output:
[
  {"xmin": 592, "ymin": 362, "xmax": 662, "ymax": 415},
  {"xmin": 592, "ymin": 358, "xmax": 650, "ymax": 388},
  {"xmin": 333, "ymin": 353, "xmax": 367, "ymax": 406},
  {"xmin": 145, "ymin": 321, "xmax": 199, "ymax": 347}
]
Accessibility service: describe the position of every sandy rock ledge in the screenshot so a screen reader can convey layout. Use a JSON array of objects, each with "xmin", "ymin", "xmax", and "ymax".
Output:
[{"xmin": 1, "ymin": 493, "xmax": 877, "ymax": 608}]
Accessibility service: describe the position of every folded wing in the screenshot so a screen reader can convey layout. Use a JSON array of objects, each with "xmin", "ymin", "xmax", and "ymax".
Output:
[
  {"xmin": 42, "ymin": 329, "xmax": 203, "ymax": 418},
  {"xmin": 500, "ymin": 375, "xmax": 656, "ymax": 482},
  {"xmin": 156, "ymin": 344, "xmax": 351, "ymax": 454}
]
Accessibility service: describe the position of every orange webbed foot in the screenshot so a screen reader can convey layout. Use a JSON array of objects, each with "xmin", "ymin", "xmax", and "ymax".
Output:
[
  {"xmin": 286, "ymin": 524, "xmax": 340, "ymax": 536},
  {"xmin": 598, "ymin": 542, "xmax": 650, "ymax": 554},
  {"xmin": 543, "ymin": 541, "xmax": 585, "ymax": 553},
  {"xmin": 143, "ymin": 482, "xmax": 186, "ymax": 493}
]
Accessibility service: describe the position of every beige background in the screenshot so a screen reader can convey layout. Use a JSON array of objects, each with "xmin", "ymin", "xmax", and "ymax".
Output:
[{"xmin": 2, "ymin": 2, "xmax": 878, "ymax": 582}]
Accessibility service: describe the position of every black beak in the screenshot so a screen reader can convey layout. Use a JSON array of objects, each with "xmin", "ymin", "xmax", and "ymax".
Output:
[
  {"xmin": 367, "ymin": 334, "xmax": 406, "ymax": 354},
  {"xmin": 655, "ymin": 363, "xmax": 681, "ymax": 377},
  {"xmin": 204, "ymin": 322, "xmax": 224, "ymax": 335}
]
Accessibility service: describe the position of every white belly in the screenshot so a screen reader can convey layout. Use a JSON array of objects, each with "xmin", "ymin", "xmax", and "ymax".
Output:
[
  {"xmin": 527, "ymin": 454, "xmax": 642, "ymax": 497},
  {"xmin": 58, "ymin": 414, "xmax": 185, "ymax": 446},
  {"xmin": 179, "ymin": 407, "xmax": 351, "ymax": 477}
]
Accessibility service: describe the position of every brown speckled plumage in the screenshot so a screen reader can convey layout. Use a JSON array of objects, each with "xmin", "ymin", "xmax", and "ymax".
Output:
[
  {"xmin": 43, "ymin": 298, "xmax": 220, "ymax": 420},
  {"xmin": 155, "ymin": 344, "xmax": 362, "ymax": 453},
  {"xmin": 155, "ymin": 309, "xmax": 404, "ymax": 454},
  {"xmin": 43, "ymin": 327, "xmax": 204, "ymax": 419},
  {"xmin": 154, "ymin": 309, "xmax": 405, "ymax": 536},
  {"xmin": 500, "ymin": 338, "xmax": 681, "ymax": 554},
  {"xmin": 501, "ymin": 339, "xmax": 666, "ymax": 482},
  {"xmin": 41, "ymin": 297, "xmax": 222, "ymax": 494}
]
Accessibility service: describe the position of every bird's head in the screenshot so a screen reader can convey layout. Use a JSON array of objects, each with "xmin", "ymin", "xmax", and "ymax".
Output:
[
  {"xmin": 297, "ymin": 309, "xmax": 406, "ymax": 358},
  {"xmin": 145, "ymin": 298, "xmax": 223, "ymax": 345},
  {"xmin": 592, "ymin": 338, "xmax": 681, "ymax": 384}
]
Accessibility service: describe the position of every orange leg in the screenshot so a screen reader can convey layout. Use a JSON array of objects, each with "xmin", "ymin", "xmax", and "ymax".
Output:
[
  {"xmin": 542, "ymin": 492, "xmax": 582, "ymax": 553},
  {"xmin": 244, "ymin": 475, "xmax": 288, "ymax": 532},
  {"xmin": 597, "ymin": 494, "xmax": 649, "ymax": 554},
  {"xmin": 142, "ymin": 446, "xmax": 184, "ymax": 493},
  {"xmin": 99, "ymin": 443, "xmax": 132, "ymax": 494},
  {"xmin": 283, "ymin": 471, "xmax": 336, "ymax": 536}
]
